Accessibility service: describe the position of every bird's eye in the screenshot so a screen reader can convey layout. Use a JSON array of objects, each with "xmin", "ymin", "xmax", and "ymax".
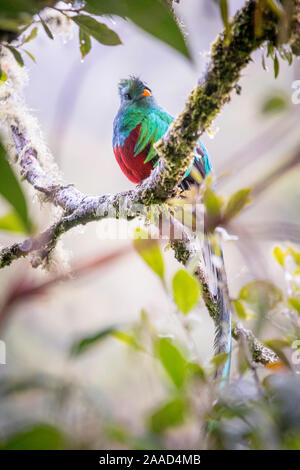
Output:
[{"xmin": 125, "ymin": 93, "xmax": 132, "ymax": 100}]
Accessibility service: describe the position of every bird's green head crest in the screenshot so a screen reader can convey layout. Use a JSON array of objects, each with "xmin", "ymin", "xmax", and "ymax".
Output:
[{"xmin": 118, "ymin": 75, "xmax": 154, "ymax": 107}]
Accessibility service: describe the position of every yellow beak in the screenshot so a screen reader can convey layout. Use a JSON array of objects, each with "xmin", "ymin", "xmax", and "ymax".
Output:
[{"xmin": 142, "ymin": 88, "xmax": 151, "ymax": 97}]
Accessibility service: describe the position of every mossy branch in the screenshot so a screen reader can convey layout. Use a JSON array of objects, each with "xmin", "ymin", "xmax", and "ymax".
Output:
[
  {"xmin": 233, "ymin": 324, "xmax": 280, "ymax": 365},
  {"xmin": 155, "ymin": 0, "xmax": 299, "ymax": 169}
]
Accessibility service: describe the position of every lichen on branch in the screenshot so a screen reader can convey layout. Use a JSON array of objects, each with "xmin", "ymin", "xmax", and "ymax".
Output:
[
  {"xmin": 156, "ymin": 0, "xmax": 299, "ymax": 169},
  {"xmin": 233, "ymin": 324, "xmax": 280, "ymax": 366}
]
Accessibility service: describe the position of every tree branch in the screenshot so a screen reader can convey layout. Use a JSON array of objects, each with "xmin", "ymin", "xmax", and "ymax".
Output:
[
  {"xmin": 232, "ymin": 324, "xmax": 280, "ymax": 366},
  {"xmin": 155, "ymin": 0, "xmax": 299, "ymax": 167}
]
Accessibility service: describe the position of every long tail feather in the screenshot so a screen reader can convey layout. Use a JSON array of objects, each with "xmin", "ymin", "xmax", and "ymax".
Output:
[
  {"xmin": 204, "ymin": 236, "xmax": 232, "ymax": 381},
  {"xmin": 181, "ymin": 151, "xmax": 232, "ymax": 382}
]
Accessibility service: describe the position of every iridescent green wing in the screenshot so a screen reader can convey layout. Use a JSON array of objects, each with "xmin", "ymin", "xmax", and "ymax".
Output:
[{"xmin": 134, "ymin": 109, "xmax": 173, "ymax": 164}]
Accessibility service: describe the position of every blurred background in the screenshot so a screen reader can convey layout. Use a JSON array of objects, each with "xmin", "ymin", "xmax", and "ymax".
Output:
[{"xmin": 1, "ymin": 0, "xmax": 300, "ymax": 449}]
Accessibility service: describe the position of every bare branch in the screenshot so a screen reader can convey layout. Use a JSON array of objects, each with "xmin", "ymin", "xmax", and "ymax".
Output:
[
  {"xmin": 0, "ymin": 244, "xmax": 132, "ymax": 330},
  {"xmin": 252, "ymin": 147, "xmax": 300, "ymax": 199}
]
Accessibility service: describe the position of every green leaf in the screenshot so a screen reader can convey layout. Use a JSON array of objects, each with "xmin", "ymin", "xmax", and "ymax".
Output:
[
  {"xmin": 286, "ymin": 49, "xmax": 293, "ymax": 66},
  {"xmin": 266, "ymin": 0, "xmax": 285, "ymax": 17},
  {"xmin": 261, "ymin": 52, "xmax": 266, "ymax": 71},
  {"xmin": 23, "ymin": 49, "xmax": 36, "ymax": 63},
  {"xmin": 5, "ymin": 45, "xmax": 24, "ymax": 67},
  {"xmin": 203, "ymin": 187, "xmax": 222, "ymax": 219},
  {"xmin": 186, "ymin": 362, "xmax": 206, "ymax": 381},
  {"xmin": 72, "ymin": 15, "xmax": 122, "ymax": 46},
  {"xmin": 264, "ymin": 338, "xmax": 290, "ymax": 350},
  {"xmin": 172, "ymin": 269, "xmax": 200, "ymax": 314},
  {"xmin": 111, "ymin": 330, "xmax": 142, "ymax": 351},
  {"xmin": 156, "ymin": 337, "xmax": 187, "ymax": 389},
  {"xmin": 0, "ymin": 0, "xmax": 35, "ymax": 15},
  {"xmin": 264, "ymin": 338, "xmax": 291, "ymax": 369},
  {"xmin": 0, "ymin": 141, "xmax": 31, "ymax": 233},
  {"xmin": 289, "ymin": 247, "xmax": 300, "ymax": 266},
  {"xmin": 220, "ymin": 0, "xmax": 230, "ymax": 42},
  {"xmin": 39, "ymin": 17, "xmax": 54, "ymax": 40},
  {"xmin": 71, "ymin": 326, "xmax": 142, "ymax": 357},
  {"xmin": 0, "ymin": 424, "xmax": 67, "ymax": 450},
  {"xmin": 273, "ymin": 246, "xmax": 286, "ymax": 267},
  {"xmin": 23, "ymin": 26, "xmax": 37, "ymax": 43},
  {"xmin": 70, "ymin": 326, "xmax": 117, "ymax": 356},
  {"xmin": 274, "ymin": 54, "xmax": 279, "ymax": 78},
  {"xmin": 233, "ymin": 299, "xmax": 248, "ymax": 320},
  {"xmin": 224, "ymin": 188, "xmax": 252, "ymax": 221},
  {"xmin": 261, "ymin": 94, "xmax": 288, "ymax": 114},
  {"xmin": 280, "ymin": 48, "xmax": 293, "ymax": 66},
  {"xmin": 239, "ymin": 280, "xmax": 283, "ymax": 313},
  {"xmin": 267, "ymin": 42, "xmax": 275, "ymax": 58},
  {"xmin": 288, "ymin": 297, "xmax": 300, "ymax": 315},
  {"xmin": 211, "ymin": 352, "xmax": 229, "ymax": 368},
  {"xmin": 84, "ymin": 0, "xmax": 191, "ymax": 60},
  {"xmin": 149, "ymin": 397, "xmax": 187, "ymax": 434},
  {"xmin": 133, "ymin": 230, "xmax": 164, "ymax": 280},
  {"xmin": 79, "ymin": 28, "xmax": 92, "ymax": 60},
  {"xmin": 0, "ymin": 69, "xmax": 8, "ymax": 84},
  {"xmin": 0, "ymin": 211, "xmax": 28, "ymax": 234}
]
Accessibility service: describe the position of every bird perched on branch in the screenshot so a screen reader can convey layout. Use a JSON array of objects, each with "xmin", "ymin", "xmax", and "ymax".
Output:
[{"xmin": 113, "ymin": 76, "xmax": 231, "ymax": 381}]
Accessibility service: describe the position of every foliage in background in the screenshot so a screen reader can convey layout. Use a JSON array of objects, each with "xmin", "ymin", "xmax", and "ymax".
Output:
[
  {"xmin": 0, "ymin": 0, "xmax": 191, "ymax": 63},
  {"xmin": 1, "ymin": 238, "xmax": 300, "ymax": 449},
  {"xmin": 0, "ymin": 140, "xmax": 32, "ymax": 233}
]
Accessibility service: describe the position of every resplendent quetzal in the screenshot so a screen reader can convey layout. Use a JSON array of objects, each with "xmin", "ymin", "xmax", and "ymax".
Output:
[{"xmin": 113, "ymin": 76, "xmax": 231, "ymax": 381}]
